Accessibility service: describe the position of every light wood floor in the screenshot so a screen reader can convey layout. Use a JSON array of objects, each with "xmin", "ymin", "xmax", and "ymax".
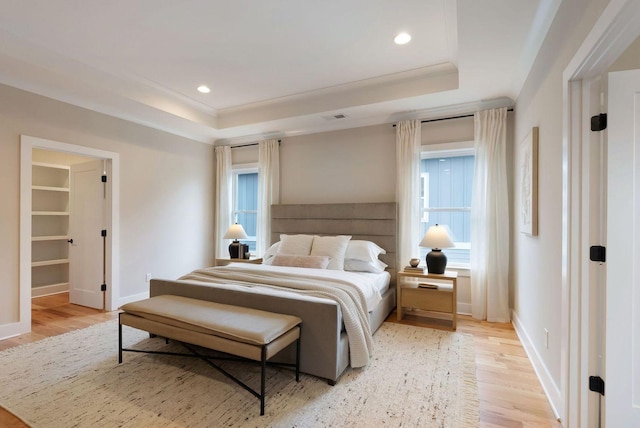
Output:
[{"xmin": 0, "ymin": 294, "xmax": 560, "ymax": 427}]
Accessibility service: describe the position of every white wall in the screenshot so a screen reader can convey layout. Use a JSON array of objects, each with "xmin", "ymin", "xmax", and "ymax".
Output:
[
  {"xmin": 512, "ymin": 0, "xmax": 610, "ymax": 413},
  {"xmin": 0, "ymin": 83, "xmax": 214, "ymax": 329}
]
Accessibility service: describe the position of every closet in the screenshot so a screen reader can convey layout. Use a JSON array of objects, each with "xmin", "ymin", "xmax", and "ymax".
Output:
[{"xmin": 31, "ymin": 161, "xmax": 70, "ymax": 297}]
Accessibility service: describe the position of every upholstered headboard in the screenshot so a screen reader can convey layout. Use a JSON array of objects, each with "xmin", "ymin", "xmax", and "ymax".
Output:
[{"xmin": 270, "ymin": 202, "xmax": 398, "ymax": 285}]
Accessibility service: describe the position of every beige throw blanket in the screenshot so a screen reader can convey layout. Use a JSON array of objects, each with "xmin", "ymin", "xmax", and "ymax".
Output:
[{"xmin": 179, "ymin": 264, "xmax": 374, "ymax": 367}]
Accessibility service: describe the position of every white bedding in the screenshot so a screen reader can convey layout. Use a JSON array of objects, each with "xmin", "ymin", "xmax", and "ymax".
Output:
[{"xmin": 178, "ymin": 263, "xmax": 387, "ymax": 367}]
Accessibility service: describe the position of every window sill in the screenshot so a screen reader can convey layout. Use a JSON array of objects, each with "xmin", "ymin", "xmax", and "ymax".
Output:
[{"xmin": 445, "ymin": 265, "xmax": 470, "ymax": 277}]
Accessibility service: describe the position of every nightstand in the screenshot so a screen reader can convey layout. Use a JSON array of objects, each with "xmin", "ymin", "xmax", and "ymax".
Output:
[
  {"xmin": 397, "ymin": 270, "xmax": 458, "ymax": 330},
  {"xmin": 216, "ymin": 257, "xmax": 263, "ymax": 266}
]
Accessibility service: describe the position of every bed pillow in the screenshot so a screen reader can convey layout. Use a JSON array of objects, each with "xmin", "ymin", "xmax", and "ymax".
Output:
[
  {"xmin": 270, "ymin": 254, "xmax": 331, "ymax": 269},
  {"xmin": 343, "ymin": 258, "xmax": 388, "ymax": 273},
  {"xmin": 277, "ymin": 234, "xmax": 314, "ymax": 256},
  {"xmin": 345, "ymin": 240, "xmax": 386, "ymax": 263},
  {"xmin": 262, "ymin": 242, "xmax": 280, "ymax": 265},
  {"xmin": 310, "ymin": 235, "xmax": 351, "ymax": 270}
]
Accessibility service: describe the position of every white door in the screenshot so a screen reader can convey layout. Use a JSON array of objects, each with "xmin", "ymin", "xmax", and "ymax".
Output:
[
  {"xmin": 606, "ymin": 69, "xmax": 640, "ymax": 426},
  {"xmin": 69, "ymin": 160, "xmax": 105, "ymax": 309}
]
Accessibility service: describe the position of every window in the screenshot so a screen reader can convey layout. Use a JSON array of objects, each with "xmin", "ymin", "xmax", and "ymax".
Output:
[
  {"xmin": 420, "ymin": 145, "xmax": 474, "ymax": 266},
  {"xmin": 232, "ymin": 165, "xmax": 258, "ymax": 252}
]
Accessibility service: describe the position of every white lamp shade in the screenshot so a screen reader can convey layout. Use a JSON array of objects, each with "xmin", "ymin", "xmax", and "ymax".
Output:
[
  {"xmin": 223, "ymin": 223, "xmax": 248, "ymax": 240},
  {"xmin": 419, "ymin": 224, "xmax": 455, "ymax": 249}
]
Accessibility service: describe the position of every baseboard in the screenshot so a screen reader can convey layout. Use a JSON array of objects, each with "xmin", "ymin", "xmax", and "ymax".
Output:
[
  {"xmin": 0, "ymin": 321, "xmax": 29, "ymax": 341},
  {"xmin": 511, "ymin": 309, "xmax": 562, "ymax": 420},
  {"xmin": 117, "ymin": 291, "xmax": 149, "ymax": 307},
  {"xmin": 456, "ymin": 302, "xmax": 472, "ymax": 315}
]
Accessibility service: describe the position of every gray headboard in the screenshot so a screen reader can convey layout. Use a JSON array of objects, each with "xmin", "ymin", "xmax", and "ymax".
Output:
[{"xmin": 270, "ymin": 202, "xmax": 398, "ymax": 285}]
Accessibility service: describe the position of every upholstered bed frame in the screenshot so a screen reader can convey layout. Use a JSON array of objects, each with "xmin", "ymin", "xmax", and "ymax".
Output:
[{"xmin": 150, "ymin": 202, "xmax": 397, "ymax": 384}]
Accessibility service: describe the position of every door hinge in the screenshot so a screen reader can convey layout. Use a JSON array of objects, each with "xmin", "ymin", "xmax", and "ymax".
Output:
[
  {"xmin": 589, "ymin": 376, "xmax": 605, "ymax": 396},
  {"xmin": 101, "ymin": 229, "xmax": 107, "ymax": 237},
  {"xmin": 590, "ymin": 113, "xmax": 607, "ymax": 131},
  {"xmin": 590, "ymin": 245, "xmax": 606, "ymax": 262},
  {"xmin": 100, "ymin": 283, "xmax": 107, "ymax": 292},
  {"xmin": 101, "ymin": 175, "xmax": 107, "ymax": 183}
]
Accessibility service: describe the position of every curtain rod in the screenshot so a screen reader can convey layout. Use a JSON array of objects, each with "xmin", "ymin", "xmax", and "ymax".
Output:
[
  {"xmin": 392, "ymin": 108, "xmax": 514, "ymax": 127},
  {"xmin": 231, "ymin": 139, "xmax": 281, "ymax": 149}
]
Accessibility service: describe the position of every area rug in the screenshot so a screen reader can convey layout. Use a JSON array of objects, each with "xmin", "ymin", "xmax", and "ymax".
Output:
[{"xmin": 0, "ymin": 320, "xmax": 478, "ymax": 427}]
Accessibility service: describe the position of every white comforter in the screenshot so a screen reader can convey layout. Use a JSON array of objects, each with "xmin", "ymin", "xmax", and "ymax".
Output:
[{"xmin": 178, "ymin": 263, "xmax": 383, "ymax": 367}]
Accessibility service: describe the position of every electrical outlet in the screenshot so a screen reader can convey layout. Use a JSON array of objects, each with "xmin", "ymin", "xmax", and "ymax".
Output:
[
  {"xmin": 544, "ymin": 328, "xmax": 549, "ymax": 349},
  {"xmin": 145, "ymin": 273, "xmax": 152, "ymax": 282}
]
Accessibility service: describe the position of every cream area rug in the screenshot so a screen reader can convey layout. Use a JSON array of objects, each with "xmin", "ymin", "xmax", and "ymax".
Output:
[{"xmin": 0, "ymin": 320, "xmax": 478, "ymax": 427}]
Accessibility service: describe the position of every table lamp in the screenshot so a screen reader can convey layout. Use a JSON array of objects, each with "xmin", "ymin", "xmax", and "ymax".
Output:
[
  {"xmin": 419, "ymin": 224, "xmax": 455, "ymax": 274},
  {"xmin": 223, "ymin": 223, "xmax": 248, "ymax": 258}
]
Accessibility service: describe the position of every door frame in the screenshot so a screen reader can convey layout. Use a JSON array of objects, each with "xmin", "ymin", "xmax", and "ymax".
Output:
[
  {"xmin": 19, "ymin": 135, "xmax": 120, "ymax": 334},
  {"xmin": 562, "ymin": 0, "xmax": 640, "ymax": 425}
]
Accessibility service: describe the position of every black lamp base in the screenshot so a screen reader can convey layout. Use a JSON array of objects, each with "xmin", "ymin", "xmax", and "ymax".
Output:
[
  {"xmin": 228, "ymin": 241, "xmax": 249, "ymax": 259},
  {"xmin": 228, "ymin": 240, "xmax": 240, "ymax": 258},
  {"xmin": 426, "ymin": 249, "xmax": 447, "ymax": 274}
]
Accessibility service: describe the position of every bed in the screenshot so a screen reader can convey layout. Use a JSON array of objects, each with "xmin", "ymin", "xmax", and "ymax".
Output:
[{"xmin": 149, "ymin": 202, "xmax": 397, "ymax": 384}]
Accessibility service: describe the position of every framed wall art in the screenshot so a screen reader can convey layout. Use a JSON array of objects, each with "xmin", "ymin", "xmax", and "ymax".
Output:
[{"xmin": 519, "ymin": 127, "xmax": 538, "ymax": 236}]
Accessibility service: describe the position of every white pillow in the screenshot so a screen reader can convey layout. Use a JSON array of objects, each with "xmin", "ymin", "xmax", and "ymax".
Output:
[
  {"xmin": 270, "ymin": 255, "xmax": 331, "ymax": 269},
  {"xmin": 310, "ymin": 235, "xmax": 351, "ymax": 270},
  {"xmin": 277, "ymin": 234, "xmax": 314, "ymax": 256},
  {"xmin": 262, "ymin": 242, "xmax": 280, "ymax": 264},
  {"xmin": 344, "ymin": 258, "xmax": 388, "ymax": 273},
  {"xmin": 345, "ymin": 240, "xmax": 386, "ymax": 263}
]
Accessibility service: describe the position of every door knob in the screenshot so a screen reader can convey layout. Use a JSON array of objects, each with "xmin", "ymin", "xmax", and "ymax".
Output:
[{"xmin": 67, "ymin": 239, "xmax": 73, "ymax": 244}]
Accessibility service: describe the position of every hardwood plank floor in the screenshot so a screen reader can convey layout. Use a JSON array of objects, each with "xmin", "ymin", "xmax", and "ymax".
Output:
[{"xmin": 0, "ymin": 294, "xmax": 560, "ymax": 427}]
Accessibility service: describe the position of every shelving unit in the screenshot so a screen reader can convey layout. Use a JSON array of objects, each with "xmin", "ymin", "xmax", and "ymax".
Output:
[{"xmin": 31, "ymin": 162, "xmax": 70, "ymax": 297}]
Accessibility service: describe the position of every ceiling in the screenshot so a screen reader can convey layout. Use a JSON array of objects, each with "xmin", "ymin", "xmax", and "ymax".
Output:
[{"xmin": 0, "ymin": 0, "xmax": 560, "ymax": 145}]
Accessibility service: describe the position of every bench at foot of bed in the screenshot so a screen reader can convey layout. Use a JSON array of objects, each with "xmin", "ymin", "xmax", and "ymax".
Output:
[{"xmin": 119, "ymin": 294, "xmax": 302, "ymax": 416}]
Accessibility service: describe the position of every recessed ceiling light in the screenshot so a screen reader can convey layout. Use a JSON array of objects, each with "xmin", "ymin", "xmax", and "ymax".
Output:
[
  {"xmin": 394, "ymin": 32, "xmax": 411, "ymax": 45},
  {"xmin": 197, "ymin": 85, "xmax": 211, "ymax": 94}
]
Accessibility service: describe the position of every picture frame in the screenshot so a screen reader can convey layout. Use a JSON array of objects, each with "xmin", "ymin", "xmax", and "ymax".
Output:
[{"xmin": 519, "ymin": 127, "xmax": 538, "ymax": 236}]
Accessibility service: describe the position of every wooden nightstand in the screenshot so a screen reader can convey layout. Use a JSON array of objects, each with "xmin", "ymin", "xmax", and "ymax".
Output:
[
  {"xmin": 216, "ymin": 257, "xmax": 263, "ymax": 266},
  {"xmin": 397, "ymin": 270, "xmax": 458, "ymax": 330}
]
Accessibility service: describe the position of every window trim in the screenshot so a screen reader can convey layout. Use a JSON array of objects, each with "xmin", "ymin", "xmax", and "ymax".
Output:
[{"xmin": 231, "ymin": 163, "xmax": 258, "ymax": 247}]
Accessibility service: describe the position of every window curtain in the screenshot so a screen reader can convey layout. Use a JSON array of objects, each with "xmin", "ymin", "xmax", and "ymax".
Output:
[
  {"xmin": 256, "ymin": 139, "xmax": 280, "ymax": 256},
  {"xmin": 396, "ymin": 120, "xmax": 422, "ymax": 266},
  {"xmin": 215, "ymin": 146, "xmax": 232, "ymax": 259},
  {"xmin": 471, "ymin": 107, "xmax": 510, "ymax": 322}
]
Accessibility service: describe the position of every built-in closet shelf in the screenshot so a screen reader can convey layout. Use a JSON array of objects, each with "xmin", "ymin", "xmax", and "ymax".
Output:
[
  {"xmin": 32, "ymin": 211, "xmax": 70, "ymax": 216},
  {"xmin": 32, "ymin": 259, "xmax": 70, "ymax": 268},
  {"xmin": 31, "ymin": 160, "xmax": 70, "ymax": 295},
  {"xmin": 32, "ymin": 185, "xmax": 70, "ymax": 192},
  {"xmin": 32, "ymin": 235, "xmax": 70, "ymax": 242}
]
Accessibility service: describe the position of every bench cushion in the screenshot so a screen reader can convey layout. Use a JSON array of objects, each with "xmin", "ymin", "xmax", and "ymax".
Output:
[{"xmin": 120, "ymin": 295, "xmax": 301, "ymax": 346}]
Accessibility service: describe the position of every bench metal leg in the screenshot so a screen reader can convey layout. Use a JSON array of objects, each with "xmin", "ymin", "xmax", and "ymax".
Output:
[
  {"xmin": 261, "ymin": 346, "xmax": 266, "ymax": 416},
  {"xmin": 295, "ymin": 336, "xmax": 301, "ymax": 382},
  {"xmin": 118, "ymin": 323, "xmax": 302, "ymax": 416},
  {"xmin": 118, "ymin": 313, "xmax": 123, "ymax": 364}
]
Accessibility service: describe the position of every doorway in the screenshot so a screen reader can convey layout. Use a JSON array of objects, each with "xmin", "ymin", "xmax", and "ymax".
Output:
[
  {"xmin": 18, "ymin": 135, "xmax": 120, "ymax": 336},
  {"xmin": 31, "ymin": 149, "xmax": 106, "ymax": 310},
  {"xmin": 562, "ymin": 1, "xmax": 640, "ymax": 426}
]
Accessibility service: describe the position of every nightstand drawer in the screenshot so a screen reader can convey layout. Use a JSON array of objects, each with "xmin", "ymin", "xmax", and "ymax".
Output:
[{"xmin": 401, "ymin": 288, "xmax": 453, "ymax": 313}]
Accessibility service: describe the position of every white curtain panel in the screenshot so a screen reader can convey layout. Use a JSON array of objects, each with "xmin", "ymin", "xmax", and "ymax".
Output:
[
  {"xmin": 215, "ymin": 146, "xmax": 232, "ymax": 259},
  {"xmin": 471, "ymin": 107, "xmax": 510, "ymax": 322},
  {"xmin": 396, "ymin": 120, "xmax": 422, "ymax": 267},
  {"xmin": 257, "ymin": 139, "xmax": 280, "ymax": 256}
]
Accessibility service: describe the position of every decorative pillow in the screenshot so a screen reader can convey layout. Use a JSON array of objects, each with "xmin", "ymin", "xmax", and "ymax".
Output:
[
  {"xmin": 343, "ymin": 258, "xmax": 388, "ymax": 273},
  {"xmin": 345, "ymin": 240, "xmax": 386, "ymax": 263},
  {"xmin": 277, "ymin": 234, "xmax": 314, "ymax": 256},
  {"xmin": 262, "ymin": 242, "xmax": 280, "ymax": 265},
  {"xmin": 270, "ymin": 255, "xmax": 331, "ymax": 269},
  {"xmin": 310, "ymin": 235, "xmax": 351, "ymax": 270}
]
